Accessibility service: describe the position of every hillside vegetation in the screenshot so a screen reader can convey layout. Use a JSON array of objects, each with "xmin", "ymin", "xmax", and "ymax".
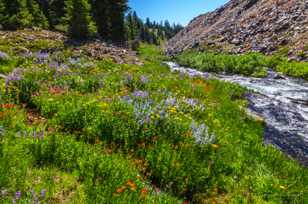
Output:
[
  {"xmin": 175, "ymin": 50, "xmax": 308, "ymax": 79},
  {"xmin": 0, "ymin": 30, "xmax": 307, "ymax": 203}
]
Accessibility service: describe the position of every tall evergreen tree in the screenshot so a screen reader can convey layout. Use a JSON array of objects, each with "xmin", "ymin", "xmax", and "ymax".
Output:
[
  {"xmin": 91, "ymin": 0, "xmax": 111, "ymax": 40},
  {"xmin": 109, "ymin": 0, "xmax": 127, "ymax": 43},
  {"xmin": 0, "ymin": 0, "xmax": 5, "ymax": 27},
  {"xmin": 38, "ymin": 0, "xmax": 66, "ymax": 29},
  {"xmin": 27, "ymin": 0, "xmax": 48, "ymax": 28},
  {"xmin": 2, "ymin": 0, "xmax": 33, "ymax": 30},
  {"xmin": 66, "ymin": 0, "xmax": 93, "ymax": 39}
]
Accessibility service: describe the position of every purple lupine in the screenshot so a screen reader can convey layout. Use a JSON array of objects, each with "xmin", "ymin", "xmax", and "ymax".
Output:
[
  {"xmin": 38, "ymin": 131, "xmax": 45, "ymax": 140},
  {"xmin": 133, "ymin": 100, "xmax": 153, "ymax": 126},
  {"xmin": 125, "ymin": 74, "xmax": 133, "ymax": 84},
  {"xmin": 33, "ymin": 130, "xmax": 37, "ymax": 139},
  {"xmin": 122, "ymin": 95, "xmax": 133, "ymax": 104},
  {"xmin": 165, "ymin": 97, "xmax": 177, "ymax": 106},
  {"xmin": 40, "ymin": 189, "xmax": 46, "ymax": 198},
  {"xmin": 49, "ymin": 61, "xmax": 60, "ymax": 70},
  {"xmin": 132, "ymin": 90, "xmax": 149, "ymax": 99},
  {"xmin": 15, "ymin": 191, "xmax": 21, "ymax": 200},
  {"xmin": 140, "ymin": 75, "xmax": 149, "ymax": 84},
  {"xmin": 184, "ymin": 98, "xmax": 198, "ymax": 107},
  {"xmin": 36, "ymin": 52, "xmax": 49, "ymax": 63},
  {"xmin": 5, "ymin": 68, "xmax": 23, "ymax": 95},
  {"xmin": 0, "ymin": 51, "xmax": 9, "ymax": 60},
  {"xmin": 61, "ymin": 64, "xmax": 69, "ymax": 70},
  {"xmin": 190, "ymin": 121, "xmax": 216, "ymax": 145}
]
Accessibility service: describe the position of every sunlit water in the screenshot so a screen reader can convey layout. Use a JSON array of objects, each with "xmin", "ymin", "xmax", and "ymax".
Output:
[{"xmin": 165, "ymin": 62, "xmax": 308, "ymax": 166}]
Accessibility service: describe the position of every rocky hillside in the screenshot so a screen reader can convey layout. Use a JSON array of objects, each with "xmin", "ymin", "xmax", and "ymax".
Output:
[{"xmin": 166, "ymin": 0, "xmax": 308, "ymax": 60}]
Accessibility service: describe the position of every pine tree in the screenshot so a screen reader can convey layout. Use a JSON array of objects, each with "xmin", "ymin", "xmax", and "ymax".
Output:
[
  {"xmin": 66, "ymin": 0, "xmax": 93, "ymax": 39},
  {"xmin": 91, "ymin": 0, "xmax": 111, "ymax": 40},
  {"xmin": 2, "ymin": 0, "xmax": 33, "ymax": 30},
  {"xmin": 41, "ymin": 0, "xmax": 66, "ymax": 29},
  {"xmin": 0, "ymin": 0, "xmax": 5, "ymax": 28},
  {"xmin": 109, "ymin": 0, "xmax": 127, "ymax": 43},
  {"xmin": 27, "ymin": 0, "xmax": 48, "ymax": 28}
]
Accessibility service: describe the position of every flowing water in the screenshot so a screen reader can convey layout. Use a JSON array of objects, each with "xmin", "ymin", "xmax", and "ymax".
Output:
[{"xmin": 165, "ymin": 62, "xmax": 308, "ymax": 166}]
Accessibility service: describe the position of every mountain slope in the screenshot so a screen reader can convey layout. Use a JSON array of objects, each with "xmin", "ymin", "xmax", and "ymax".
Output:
[{"xmin": 166, "ymin": 0, "xmax": 308, "ymax": 60}]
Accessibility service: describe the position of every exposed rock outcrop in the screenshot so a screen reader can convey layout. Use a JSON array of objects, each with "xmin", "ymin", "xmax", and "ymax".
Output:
[{"xmin": 166, "ymin": 0, "xmax": 308, "ymax": 61}]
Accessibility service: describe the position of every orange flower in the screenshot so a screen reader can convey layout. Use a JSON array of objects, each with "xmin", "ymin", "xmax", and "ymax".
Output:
[
  {"xmin": 48, "ymin": 87, "xmax": 65, "ymax": 95},
  {"xmin": 0, "ymin": 112, "xmax": 4, "ymax": 118},
  {"xmin": 140, "ymin": 187, "xmax": 148, "ymax": 198},
  {"xmin": 204, "ymin": 84, "xmax": 212, "ymax": 92},
  {"xmin": 1, "ymin": 104, "xmax": 15, "ymax": 109},
  {"xmin": 115, "ymin": 186, "xmax": 126, "ymax": 194},
  {"xmin": 127, "ymin": 180, "xmax": 137, "ymax": 191}
]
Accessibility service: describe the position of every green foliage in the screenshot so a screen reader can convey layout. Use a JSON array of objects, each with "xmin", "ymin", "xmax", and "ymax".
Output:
[
  {"xmin": 176, "ymin": 50, "xmax": 308, "ymax": 79},
  {"xmin": 66, "ymin": 0, "xmax": 94, "ymax": 39},
  {"xmin": 126, "ymin": 11, "xmax": 183, "ymax": 46},
  {"xmin": 91, "ymin": 0, "xmax": 127, "ymax": 42},
  {"xmin": 1, "ymin": 35, "xmax": 308, "ymax": 204},
  {"xmin": 1, "ymin": 0, "xmax": 33, "ymax": 29},
  {"xmin": 26, "ymin": 0, "xmax": 48, "ymax": 28}
]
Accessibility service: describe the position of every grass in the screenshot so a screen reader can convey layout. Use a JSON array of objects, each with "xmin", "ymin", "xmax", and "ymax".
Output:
[
  {"xmin": 175, "ymin": 50, "xmax": 308, "ymax": 80},
  {"xmin": 0, "ymin": 31, "xmax": 308, "ymax": 203}
]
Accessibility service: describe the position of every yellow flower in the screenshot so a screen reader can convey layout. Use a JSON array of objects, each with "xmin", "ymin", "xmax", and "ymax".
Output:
[
  {"xmin": 99, "ymin": 102, "xmax": 109, "ymax": 109},
  {"xmin": 211, "ymin": 144, "xmax": 219, "ymax": 149},
  {"xmin": 169, "ymin": 107, "xmax": 177, "ymax": 113}
]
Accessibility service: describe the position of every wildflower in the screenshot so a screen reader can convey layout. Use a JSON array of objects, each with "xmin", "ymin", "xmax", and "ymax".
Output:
[
  {"xmin": 5, "ymin": 68, "xmax": 23, "ymax": 95},
  {"xmin": 115, "ymin": 186, "xmax": 126, "ymax": 194},
  {"xmin": 190, "ymin": 121, "xmax": 216, "ymax": 145},
  {"xmin": 140, "ymin": 75, "xmax": 149, "ymax": 84},
  {"xmin": 122, "ymin": 95, "xmax": 133, "ymax": 104},
  {"xmin": 33, "ymin": 130, "xmax": 37, "ymax": 139},
  {"xmin": 140, "ymin": 187, "xmax": 148, "ymax": 198},
  {"xmin": 38, "ymin": 131, "xmax": 45, "ymax": 140},
  {"xmin": 127, "ymin": 180, "xmax": 137, "ymax": 191},
  {"xmin": 165, "ymin": 97, "xmax": 176, "ymax": 106},
  {"xmin": 132, "ymin": 90, "xmax": 149, "ymax": 99},
  {"xmin": 40, "ymin": 189, "xmax": 46, "ymax": 197},
  {"xmin": 0, "ymin": 51, "xmax": 9, "ymax": 61},
  {"xmin": 184, "ymin": 98, "xmax": 198, "ymax": 107},
  {"xmin": 61, "ymin": 64, "xmax": 69, "ymax": 70},
  {"xmin": 211, "ymin": 144, "xmax": 219, "ymax": 149},
  {"xmin": 1, "ymin": 104, "xmax": 15, "ymax": 109},
  {"xmin": 169, "ymin": 107, "xmax": 177, "ymax": 113},
  {"xmin": 35, "ymin": 51, "xmax": 49, "ymax": 63},
  {"xmin": 49, "ymin": 61, "xmax": 60, "ymax": 70},
  {"xmin": 125, "ymin": 74, "xmax": 133, "ymax": 84},
  {"xmin": 15, "ymin": 191, "xmax": 21, "ymax": 200}
]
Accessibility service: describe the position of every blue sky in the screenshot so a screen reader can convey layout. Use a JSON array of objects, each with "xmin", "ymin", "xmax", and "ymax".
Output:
[{"xmin": 128, "ymin": 0, "xmax": 229, "ymax": 26}]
